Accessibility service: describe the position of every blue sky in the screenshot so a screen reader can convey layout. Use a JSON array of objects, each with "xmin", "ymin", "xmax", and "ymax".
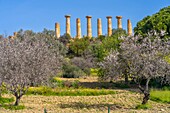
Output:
[{"xmin": 0, "ymin": 0, "xmax": 170, "ymax": 37}]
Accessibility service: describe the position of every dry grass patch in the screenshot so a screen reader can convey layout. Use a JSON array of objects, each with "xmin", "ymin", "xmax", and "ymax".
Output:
[
  {"xmin": 55, "ymin": 76, "xmax": 98, "ymax": 83},
  {"xmin": 0, "ymin": 90, "xmax": 169, "ymax": 113}
]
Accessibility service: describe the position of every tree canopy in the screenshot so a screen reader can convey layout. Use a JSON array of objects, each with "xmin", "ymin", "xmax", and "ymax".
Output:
[
  {"xmin": 0, "ymin": 30, "xmax": 64, "ymax": 106},
  {"xmin": 134, "ymin": 6, "xmax": 170, "ymax": 38},
  {"xmin": 98, "ymin": 34, "xmax": 170, "ymax": 104}
]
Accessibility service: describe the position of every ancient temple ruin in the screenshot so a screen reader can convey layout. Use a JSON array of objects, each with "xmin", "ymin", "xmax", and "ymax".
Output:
[
  {"xmin": 55, "ymin": 15, "xmax": 133, "ymax": 38},
  {"xmin": 9, "ymin": 15, "xmax": 133, "ymax": 39}
]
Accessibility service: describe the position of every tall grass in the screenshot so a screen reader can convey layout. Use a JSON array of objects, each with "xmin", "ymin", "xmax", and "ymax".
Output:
[
  {"xmin": 150, "ymin": 89, "xmax": 170, "ymax": 103},
  {"xmin": 27, "ymin": 86, "xmax": 116, "ymax": 96}
]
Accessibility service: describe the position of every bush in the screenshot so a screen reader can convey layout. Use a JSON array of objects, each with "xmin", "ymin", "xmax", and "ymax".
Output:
[
  {"xmin": 162, "ymin": 86, "xmax": 170, "ymax": 90},
  {"xmin": 71, "ymin": 57, "xmax": 93, "ymax": 76},
  {"xmin": 90, "ymin": 68, "xmax": 99, "ymax": 76},
  {"xmin": 71, "ymin": 80, "xmax": 80, "ymax": 88},
  {"xmin": 62, "ymin": 63, "xmax": 86, "ymax": 78},
  {"xmin": 51, "ymin": 78, "xmax": 64, "ymax": 87},
  {"xmin": 51, "ymin": 78, "xmax": 80, "ymax": 88},
  {"xmin": 83, "ymin": 68, "xmax": 91, "ymax": 75}
]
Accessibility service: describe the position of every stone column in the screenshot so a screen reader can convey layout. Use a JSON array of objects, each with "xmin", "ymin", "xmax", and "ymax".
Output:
[
  {"xmin": 55, "ymin": 23, "xmax": 60, "ymax": 38},
  {"xmin": 86, "ymin": 16, "xmax": 92, "ymax": 38},
  {"xmin": 116, "ymin": 16, "xmax": 122, "ymax": 29},
  {"xmin": 9, "ymin": 36, "xmax": 14, "ymax": 39},
  {"xmin": 76, "ymin": 18, "xmax": 81, "ymax": 39},
  {"xmin": 65, "ymin": 15, "xmax": 71, "ymax": 35},
  {"xmin": 97, "ymin": 18, "xmax": 102, "ymax": 37},
  {"xmin": 106, "ymin": 16, "xmax": 112, "ymax": 36},
  {"xmin": 13, "ymin": 32, "xmax": 17, "ymax": 37},
  {"xmin": 127, "ymin": 19, "xmax": 132, "ymax": 36},
  {"xmin": 12, "ymin": 32, "xmax": 17, "ymax": 38}
]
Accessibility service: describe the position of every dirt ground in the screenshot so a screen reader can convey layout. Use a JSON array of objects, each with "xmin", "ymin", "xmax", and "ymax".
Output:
[{"xmin": 0, "ymin": 90, "xmax": 169, "ymax": 113}]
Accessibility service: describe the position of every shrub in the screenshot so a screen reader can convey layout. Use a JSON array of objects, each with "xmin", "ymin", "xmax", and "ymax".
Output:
[
  {"xmin": 63, "ymin": 81, "xmax": 72, "ymax": 87},
  {"xmin": 162, "ymin": 86, "xmax": 170, "ymax": 90},
  {"xmin": 90, "ymin": 68, "xmax": 99, "ymax": 76},
  {"xmin": 62, "ymin": 63, "xmax": 86, "ymax": 78},
  {"xmin": 71, "ymin": 80, "xmax": 80, "ymax": 88},
  {"xmin": 71, "ymin": 57, "xmax": 93, "ymax": 75},
  {"xmin": 51, "ymin": 78, "xmax": 64, "ymax": 88}
]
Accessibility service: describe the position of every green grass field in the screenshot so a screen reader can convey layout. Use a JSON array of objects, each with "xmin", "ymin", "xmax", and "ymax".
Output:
[{"xmin": 150, "ymin": 89, "xmax": 170, "ymax": 103}]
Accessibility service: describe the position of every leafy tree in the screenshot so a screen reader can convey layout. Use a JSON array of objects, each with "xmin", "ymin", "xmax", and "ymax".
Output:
[
  {"xmin": 59, "ymin": 33, "xmax": 72, "ymax": 46},
  {"xmin": 112, "ymin": 28, "xmax": 127, "ymax": 37},
  {"xmin": 69, "ymin": 37, "xmax": 90, "ymax": 57},
  {"xmin": 38, "ymin": 30, "xmax": 67, "ymax": 56},
  {"xmin": 98, "ymin": 33, "xmax": 170, "ymax": 104},
  {"xmin": 16, "ymin": 29, "xmax": 67, "ymax": 56},
  {"xmin": 85, "ymin": 32, "xmax": 121, "ymax": 62},
  {"xmin": 102, "ymin": 36, "xmax": 121, "ymax": 53},
  {"xmin": 134, "ymin": 6, "xmax": 170, "ymax": 38},
  {"xmin": 41, "ymin": 28, "xmax": 56, "ymax": 38},
  {"xmin": 85, "ymin": 41, "xmax": 106, "ymax": 62},
  {"xmin": 0, "ymin": 33, "xmax": 63, "ymax": 106}
]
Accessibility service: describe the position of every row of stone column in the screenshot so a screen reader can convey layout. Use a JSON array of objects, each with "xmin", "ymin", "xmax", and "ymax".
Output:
[{"xmin": 55, "ymin": 15, "xmax": 133, "ymax": 39}]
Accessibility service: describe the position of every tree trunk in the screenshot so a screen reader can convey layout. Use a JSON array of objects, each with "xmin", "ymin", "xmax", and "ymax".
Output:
[
  {"xmin": 124, "ymin": 74, "xmax": 129, "ymax": 84},
  {"xmin": 14, "ymin": 96, "xmax": 20, "ymax": 106},
  {"xmin": 142, "ymin": 92, "xmax": 150, "ymax": 104},
  {"xmin": 142, "ymin": 77, "xmax": 151, "ymax": 104},
  {"xmin": 14, "ymin": 94, "xmax": 23, "ymax": 106}
]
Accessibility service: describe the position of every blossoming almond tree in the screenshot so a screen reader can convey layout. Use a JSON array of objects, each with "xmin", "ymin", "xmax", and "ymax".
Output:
[
  {"xmin": 99, "ymin": 33, "xmax": 170, "ymax": 104},
  {"xmin": 0, "ymin": 34, "xmax": 63, "ymax": 106}
]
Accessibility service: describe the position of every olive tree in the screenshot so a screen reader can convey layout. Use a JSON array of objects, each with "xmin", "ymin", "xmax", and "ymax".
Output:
[
  {"xmin": 99, "ymin": 33, "xmax": 170, "ymax": 104},
  {"xmin": 0, "ymin": 34, "xmax": 63, "ymax": 106}
]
